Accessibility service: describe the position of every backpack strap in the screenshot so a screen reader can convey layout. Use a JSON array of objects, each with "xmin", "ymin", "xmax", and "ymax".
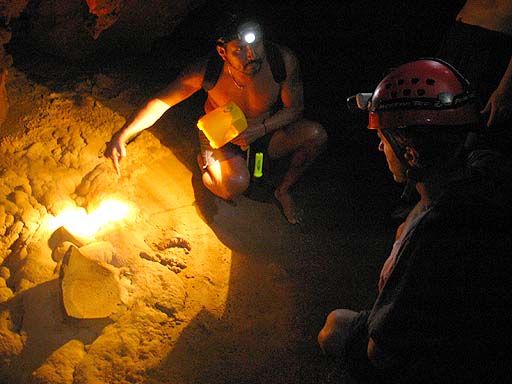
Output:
[
  {"xmin": 265, "ymin": 42, "xmax": 286, "ymax": 84},
  {"xmin": 202, "ymin": 52, "xmax": 224, "ymax": 91},
  {"xmin": 201, "ymin": 42, "xmax": 287, "ymax": 91}
]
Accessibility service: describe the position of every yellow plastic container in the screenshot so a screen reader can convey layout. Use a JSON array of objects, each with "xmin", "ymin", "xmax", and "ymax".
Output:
[{"xmin": 197, "ymin": 101, "xmax": 247, "ymax": 149}]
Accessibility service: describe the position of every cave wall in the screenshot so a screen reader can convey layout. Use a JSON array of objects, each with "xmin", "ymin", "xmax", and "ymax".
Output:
[
  {"xmin": 0, "ymin": 0, "xmax": 206, "ymax": 125},
  {"xmin": 21, "ymin": 0, "xmax": 206, "ymax": 60}
]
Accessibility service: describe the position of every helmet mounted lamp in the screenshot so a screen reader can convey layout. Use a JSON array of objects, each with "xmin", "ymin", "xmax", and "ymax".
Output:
[{"xmin": 217, "ymin": 21, "xmax": 262, "ymax": 45}]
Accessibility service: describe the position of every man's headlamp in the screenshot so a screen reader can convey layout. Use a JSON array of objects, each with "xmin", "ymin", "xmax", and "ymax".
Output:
[
  {"xmin": 347, "ymin": 93, "xmax": 372, "ymax": 112},
  {"xmin": 217, "ymin": 21, "xmax": 262, "ymax": 45},
  {"xmin": 238, "ymin": 22, "xmax": 260, "ymax": 44}
]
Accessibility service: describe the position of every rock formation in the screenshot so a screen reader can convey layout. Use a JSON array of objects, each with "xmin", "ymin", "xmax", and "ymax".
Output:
[{"xmin": 0, "ymin": 0, "xmax": 205, "ymax": 126}]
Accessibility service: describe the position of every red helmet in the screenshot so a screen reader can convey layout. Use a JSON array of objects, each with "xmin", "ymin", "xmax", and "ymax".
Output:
[{"xmin": 366, "ymin": 59, "xmax": 480, "ymax": 130}]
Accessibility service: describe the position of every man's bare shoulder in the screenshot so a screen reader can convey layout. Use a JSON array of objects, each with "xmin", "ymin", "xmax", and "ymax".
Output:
[
  {"xmin": 273, "ymin": 44, "xmax": 298, "ymax": 62},
  {"xmin": 171, "ymin": 54, "xmax": 213, "ymax": 89},
  {"xmin": 272, "ymin": 43, "xmax": 300, "ymax": 76},
  {"xmin": 154, "ymin": 54, "xmax": 212, "ymax": 101}
]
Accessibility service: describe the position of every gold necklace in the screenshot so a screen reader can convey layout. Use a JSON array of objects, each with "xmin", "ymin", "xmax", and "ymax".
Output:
[{"xmin": 228, "ymin": 65, "xmax": 246, "ymax": 89}]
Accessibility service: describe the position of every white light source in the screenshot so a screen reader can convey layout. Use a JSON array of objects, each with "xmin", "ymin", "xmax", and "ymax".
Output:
[
  {"xmin": 47, "ymin": 198, "xmax": 132, "ymax": 238},
  {"xmin": 92, "ymin": 199, "xmax": 131, "ymax": 224},
  {"xmin": 243, "ymin": 32, "xmax": 256, "ymax": 44}
]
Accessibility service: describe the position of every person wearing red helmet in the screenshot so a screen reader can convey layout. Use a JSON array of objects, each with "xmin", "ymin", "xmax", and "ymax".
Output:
[{"xmin": 318, "ymin": 58, "xmax": 512, "ymax": 383}]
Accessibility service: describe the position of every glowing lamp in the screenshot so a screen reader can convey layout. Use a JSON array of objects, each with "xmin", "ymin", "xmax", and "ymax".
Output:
[
  {"xmin": 48, "ymin": 198, "xmax": 132, "ymax": 238},
  {"xmin": 243, "ymin": 32, "xmax": 256, "ymax": 44},
  {"xmin": 238, "ymin": 22, "xmax": 261, "ymax": 45},
  {"xmin": 217, "ymin": 21, "xmax": 262, "ymax": 45}
]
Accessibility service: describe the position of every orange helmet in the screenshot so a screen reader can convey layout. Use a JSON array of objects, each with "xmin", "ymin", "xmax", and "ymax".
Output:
[{"xmin": 361, "ymin": 59, "xmax": 481, "ymax": 130}]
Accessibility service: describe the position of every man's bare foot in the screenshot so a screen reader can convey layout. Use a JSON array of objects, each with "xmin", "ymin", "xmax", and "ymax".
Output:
[{"xmin": 274, "ymin": 188, "xmax": 303, "ymax": 224}]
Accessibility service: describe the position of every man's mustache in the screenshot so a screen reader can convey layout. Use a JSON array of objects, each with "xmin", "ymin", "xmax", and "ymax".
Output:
[{"xmin": 244, "ymin": 59, "xmax": 262, "ymax": 69}]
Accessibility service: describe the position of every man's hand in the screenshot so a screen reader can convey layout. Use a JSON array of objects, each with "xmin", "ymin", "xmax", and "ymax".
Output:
[
  {"xmin": 230, "ymin": 122, "xmax": 266, "ymax": 148},
  {"xmin": 105, "ymin": 134, "xmax": 126, "ymax": 176},
  {"xmin": 481, "ymin": 86, "xmax": 512, "ymax": 127}
]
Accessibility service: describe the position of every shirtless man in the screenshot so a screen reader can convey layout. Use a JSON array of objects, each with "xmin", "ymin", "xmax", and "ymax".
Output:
[
  {"xmin": 105, "ymin": 15, "xmax": 327, "ymax": 224},
  {"xmin": 438, "ymin": 0, "xmax": 512, "ymax": 135}
]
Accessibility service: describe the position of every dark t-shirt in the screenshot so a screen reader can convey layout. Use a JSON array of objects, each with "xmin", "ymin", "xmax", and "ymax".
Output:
[{"xmin": 367, "ymin": 151, "xmax": 512, "ymax": 383}]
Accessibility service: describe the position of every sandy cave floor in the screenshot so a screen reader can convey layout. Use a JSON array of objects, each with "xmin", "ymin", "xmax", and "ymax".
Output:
[{"xmin": 0, "ymin": 50, "xmax": 401, "ymax": 384}]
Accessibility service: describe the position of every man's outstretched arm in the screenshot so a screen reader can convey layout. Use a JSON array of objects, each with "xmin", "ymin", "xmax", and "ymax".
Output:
[{"xmin": 105, "ymin": 60, "xmax": 205, "ymax": 175}]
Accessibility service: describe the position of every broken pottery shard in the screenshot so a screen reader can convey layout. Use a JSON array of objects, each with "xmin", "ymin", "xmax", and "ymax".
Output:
[
  {"xmin": 78, "ymin": 241, "xmax": 114, "ymax": 264},
  {"xmin": 48, "ymin": 226, "xmax": 87, "ymax": 249},
  {"xmin": 61, "ymin": 245, "xmax": 121, "ymax": 319}
]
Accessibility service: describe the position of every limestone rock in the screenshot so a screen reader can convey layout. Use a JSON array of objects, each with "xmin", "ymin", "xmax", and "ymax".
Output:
[
  {"xmin": 0, "ymin": 286, "xmax": 13, "ymax": 302},
  {"xmin": 22, "ymin": 0, "xmax": 206, "ymax": 61},
  {"xmin": 0, "ymin": 68, "xmax": 8, "ymax": 125},
  {"xmin": 30, "ymin": 339, "xmax": 86, "ymax": 384},
  {"xmin": 48, "ymin": 226, "xmax": 87, "ymax": 249},
  {"xmin": 78, "ymin": 241, "xmax": 114, "ymax": 264},
  {"xmin": 0, "ymin": 0, "xmax": 29, "ymax": 21},
  {"xmin": 51, "ymin": 241, "xmax": 74, "ymax": 263},
  {"xmin": 61, "ymin": 245, "xmax": 121, "ymax": 319},
  {"xmin": 85, "ymin": 0, "xmax": 122, "ymax": 39}
]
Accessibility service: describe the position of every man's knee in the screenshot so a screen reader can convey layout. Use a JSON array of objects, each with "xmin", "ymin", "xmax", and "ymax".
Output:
[
  {"xmin": 302, "ymin": 121, "xmax": 328, "ymax": 158},
  {"xmin": 202, "ymin": 169, "xmax": 250, "ymax": 200},
  {"xmin": 310, "ymin": 121, "xmax": 328, "ymax": 147},
  {"xmin": 318, "ymin": 309, "xmax": 359, "ymax": 356},
  {"xmin": 223, "ymin": 172, "xmax": 251, "ymax": 199}
]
